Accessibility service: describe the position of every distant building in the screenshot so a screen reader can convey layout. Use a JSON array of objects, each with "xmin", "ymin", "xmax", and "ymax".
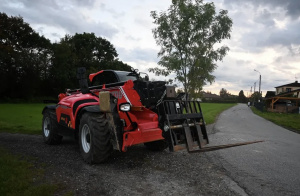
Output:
[
  {"xmin": 201, "ymin": 92, "xmax": 220, "ymax": 101},
  {"xmin": 266, "ymin": 80, "xmax": 300, "ymax": 113},
  {"xmin": 275, "ymin": 81, "xmax": 300, "ymax": 98}
]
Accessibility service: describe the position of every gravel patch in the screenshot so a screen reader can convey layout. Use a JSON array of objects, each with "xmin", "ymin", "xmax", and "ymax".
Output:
[{"xmin": 0, "ymin": 125, "xmax": 243, "ymax": 196}]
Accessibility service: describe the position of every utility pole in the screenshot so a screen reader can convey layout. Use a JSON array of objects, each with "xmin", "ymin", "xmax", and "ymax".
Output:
[
  {"xmin": 254, "ymin": 82, "xmax": 256, "ymax": 93},
  {"xmin": 254, "ymin": 69, "xmax": 262, "ymax": 97},
  {"xmin": 259, "ymin": 75, "xmax": 261, "ymax": 96}
]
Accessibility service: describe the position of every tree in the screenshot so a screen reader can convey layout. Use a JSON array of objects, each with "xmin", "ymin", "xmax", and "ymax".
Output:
[
  {"xmin": 0, "ymin": 13, "xmax": 133, "ymax": 99},
  {"xmin": 149, "ymin": 0, "xmax": 232, "ymax": 97},
  {"xmin": 219, "ymin": 88, "xmax": 228, "ymax": 98},
  {"xmin": 59, "ymin": 33, "xmax": 119, "ymax": 73},
  {"xmin": 238, "ymin": 90, "xmax": 247, "ymax": 103},
  {"xmin": 50, "ymin": 33, "xmax": 132, "ymax": 93},
  {"xmin": 250, "ymin": 92, "xmax": 261, "ymax": 103},
  {"xmin": 0, "ymin": 12, "xmax": 52, "ymax": 99}
]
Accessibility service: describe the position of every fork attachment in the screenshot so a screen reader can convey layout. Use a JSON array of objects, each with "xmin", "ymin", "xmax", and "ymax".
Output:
[
  {"xmin": 160, "ymin": 100, "xmax": 264, "ymax": 153},
  {"xmin": 160, "ymin": 100, "xmax": 209, "ymax": 152}
]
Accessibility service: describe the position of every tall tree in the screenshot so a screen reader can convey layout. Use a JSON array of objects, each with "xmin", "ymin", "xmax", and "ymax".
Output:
[
  {"xmin": 60, "ymin": 33, "xmax": 118, "ymax": 72},
  {"xmin": 238, "ymin": 90, "xmax": 247, "ymax": 103},
  {"xmin": 50, "ymin": 33, "xmax": 132, "ymax": 93},
  {"xmin": 0, "ymin": 12, "xmax": 51, "ymax": 99},
  {"xmin": 150, "ymin": 0, "xmax": 232, "ymax": 97},
  {"xmin": 219, "ymin": 88, "xmax": 228, "ymax": 98},
  {"xmin": 250, "ymin": 92, "xmax": 261, "ymax": 103}
]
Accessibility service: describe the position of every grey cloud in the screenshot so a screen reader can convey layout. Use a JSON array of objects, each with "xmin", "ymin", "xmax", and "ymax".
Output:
[
  {"xmin": 221, "ymin": 0, "xmax": 300, "ymax": 51},
  {"xmin": 126, "ymin": 35, "xmax": 140, "ymax": 42},
  {"xmin": 288, "ymin": 45, "xmax": 300, "ymax": 56},
  {"xmin": 98, "ymin": 2, "xmax": 125, "ymax": 19},
  {"xmin": 254, "ymin": 8, "xmax": 275, "ymax": 27},
  {"xmin": 281, "ymin": 65, "xmax": 296, "ymax": 71},
  {"xmin": 1, "ymin": 0, "xmax": 118, "ymax": 40},
  {"xmin": 224, "ymin": 0, "xmax": 300, "ymax": 20},
  {"xmin": 253, "ymin": 23, "xmax": 300, "ymax": 49},
  {"xmin": 234, "ymin": 19, "xmax": 300, "ymax": 52},
  {"xmin": 72, "ymin": 0, "xmax": 96, "ymax": 7},
  {"xmin": 51, "ymin": 32, "xmax": 61, "ymax": 38},
  {"xmin": 117, "ymin": 47, "xmax": 159, "ymax": 63},
  {"xmin": 212, "ymin": 56, "xmax": 275, "ymax": 92},
  {"xmin": 17, "ymin": 0, "xmax": 96, "ymax": 9},
  {"xmin": 286, "ymin": 1, "xmax": 300, "ymax": 19}
]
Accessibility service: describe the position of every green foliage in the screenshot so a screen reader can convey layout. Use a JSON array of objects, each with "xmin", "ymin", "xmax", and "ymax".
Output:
[
  {"xmin": 0, "ymin": 12, "xmax": 52, "ymax": 99},
  {"xmin": 0, "ymin": 103, "xmax": 47, "ymax": 134},
  {"xmin": 0, "ymin": 13, "xmax": 132, "ymax": 100},
  {"xmin": 49, "ymin": 33, "xmax": 132, "ymax": 93},
  {"xmin": 250, "ymin": 92, "xmax": 261, "ymax": 102},
  {"xmin": 238, "ymin": 90, "xmax": 247, "ymax": 103},
  {"xmin": 0, "ymin": 103, "xmax": 236, "ymax": 135},
  {"xmin": 251, "ymin": 107, "xmax": 300, "ymax": 133},
  {"xmin": 0, "ymin": 147, "xmax": 59, "ymax": 196},
  {"xmin": 150, "ymin": 0, "xmax": 232, "ymax": 97},
  {"xmin": 219, "ymin": 88, "xmax": 228, "ymax": 98}
]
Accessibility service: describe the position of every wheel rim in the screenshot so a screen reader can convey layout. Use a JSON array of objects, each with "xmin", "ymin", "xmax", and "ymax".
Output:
[
  {"xmin": 43, "ymin": 117, "xmax": 50, "ymax": 137},
  {"xmin": 81, "ymin": 124, "xmax": 91, "ymax": 153}
]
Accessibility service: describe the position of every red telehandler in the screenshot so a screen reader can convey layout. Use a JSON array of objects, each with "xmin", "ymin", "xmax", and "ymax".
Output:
[{"xmin": 42, "ymin": 68, "xmax": 262, "ymax": 163}]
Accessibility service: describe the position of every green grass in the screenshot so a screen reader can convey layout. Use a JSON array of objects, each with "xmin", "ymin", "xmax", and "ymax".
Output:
[
  {"xmin": 0, "ymin": 104, "xmax": 73, "ymax": 195},
  {"xmin": 0, "ymin": 103, "xmax": 47, "ymax": 134},
  {"xmin": 0, "ymin": 147, "xmax": 59, "ymax": 196},
  {"xmin": 251, "ymin": 107, "xmax": 300, "ymax": 133},
  {"xmin": 200, "ymin": 103, "xmax": 236, "ymax": 124},
  {"xmin": 0, "ymin": 102, "xmax": 234, "ymax": 196},
  {"xmin": 0, "ymin": 103, "xmax": 236, "ymax": 134}
]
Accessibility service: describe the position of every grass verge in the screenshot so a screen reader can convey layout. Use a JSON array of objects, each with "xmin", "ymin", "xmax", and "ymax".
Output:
[
  {"xmin": 0, "ymin": 103, "xmax": 236, "ymax": 134},
  {"xmin": 0, "ymin": 147, "xmax": 60, "ymax": 196},
  {"xmin": 0, "ymin": 103, "xmax": 47, "ymax": 134},
  {"xmin": 0, "ymin": 102, "xmax": 235, "ymax": 195},
  {"xmin": 251, "ymin": 107, "xmax": 300, "ymax": 133},
  {"xmin": 201, "ymin": 103, "xmax": 236, "ymax": 124}
]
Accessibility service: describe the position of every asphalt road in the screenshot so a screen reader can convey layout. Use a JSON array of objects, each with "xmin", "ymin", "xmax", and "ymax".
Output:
[
  {"xmin": 1, "ymin": 103, "xmax": 299, "ymax": 195},
  {"xmin": 207, "ymin": 104, "xmax": 300, "ymax": 196},
  {"xmin": 0, "ymin": 131, "xmax": 240, "ymax": 195}
]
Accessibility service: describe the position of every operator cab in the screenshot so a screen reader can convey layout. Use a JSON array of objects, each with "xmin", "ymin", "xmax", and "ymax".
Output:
[
  {"xmin": 90, "ymin": 70, "xmax": 139, "ymax": 86},
  {"xmin": 115, "ymin": 71, "xmax": 139, "ymax": 83}
]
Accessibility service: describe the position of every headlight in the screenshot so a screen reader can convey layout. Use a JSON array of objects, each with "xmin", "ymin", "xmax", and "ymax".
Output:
[{"xmin": 119, "ymin": 103, "xmax": 131, "ymax": 112}]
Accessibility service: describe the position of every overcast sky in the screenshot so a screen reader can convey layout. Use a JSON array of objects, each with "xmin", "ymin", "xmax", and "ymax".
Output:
[{"xmin": 2, "ymin": 0, "xmax": 300, "ymax": 96}]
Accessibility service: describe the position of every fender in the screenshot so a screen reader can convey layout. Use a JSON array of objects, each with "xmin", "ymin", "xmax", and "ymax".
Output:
[
  {"xmin": 42, "ymin": 105, "xmax": 57, "ymax": 120},
  {"xmin": 76, "ymin": 105, "xmax": 101, "ymax": 129},
  {"xmin": 42, "ymin": 105, "xmax": 56, "ymax": 113},
  {"xmin": 77, "ymin": 105, "xmax": 101, "ymax": 117}
]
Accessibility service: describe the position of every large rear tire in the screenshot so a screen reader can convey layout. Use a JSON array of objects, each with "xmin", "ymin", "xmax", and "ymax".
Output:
[
  {"xmin": 79, "ymin": 113, "xmax": 113, "ymax": 164},
  {"xmin": 42, "ymin": 109, "xmax": 63, "ymax": 145}
]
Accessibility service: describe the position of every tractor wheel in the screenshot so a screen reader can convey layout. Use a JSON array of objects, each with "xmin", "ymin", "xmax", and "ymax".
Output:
[
  {"xmin": 42, "ymin": 110, "xmax": 63, "ymax": 145},
  {"xmin": 144, "ymin": 140, "xmax": 168, "ymax": 151},
  {"xmin": 79, "ymin": 113, "xmax": 113, "ymax": 164}
]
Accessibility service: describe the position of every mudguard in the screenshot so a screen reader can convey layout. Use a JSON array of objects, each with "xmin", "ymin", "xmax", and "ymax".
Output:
[{"xmin": 42, "ymin": 105, "xmax": 56, "ymax": 115}]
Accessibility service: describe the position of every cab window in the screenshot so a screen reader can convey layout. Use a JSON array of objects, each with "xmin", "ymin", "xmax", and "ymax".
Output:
[
  {"xmin": 91, "ymin": 71, "xmax": 118, "ymax": 86},
  {"xmin": 115, "ymin": 71, "xmax": 138, "ymax": 82}
]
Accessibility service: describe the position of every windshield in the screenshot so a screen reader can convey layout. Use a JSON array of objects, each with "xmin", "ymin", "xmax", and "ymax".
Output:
[{"xmin": 115, "ymin": 71, "xmax": 139, "ymax": 82}]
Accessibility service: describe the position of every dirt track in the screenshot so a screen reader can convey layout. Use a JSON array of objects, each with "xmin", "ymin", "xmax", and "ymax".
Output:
[{"xmin": 0, "ymin": 126, "xmax": 242, "ymax": 196}]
